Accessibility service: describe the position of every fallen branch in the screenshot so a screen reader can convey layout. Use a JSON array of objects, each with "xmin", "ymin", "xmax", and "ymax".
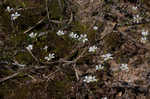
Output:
[
  {"xmin": 23, "ymin": 17, "xmax": 66, "ymax": 34},
  {"xmin": 24, "ymin": 17, "xmax": 46, "ymax": 34},
  {"xmin": 0, "ymin": 65, "xmax": 51, "ymax": 83},
  {"xmin": 0, "ymin": 72, "xmax": 20, "ymax": 83}
]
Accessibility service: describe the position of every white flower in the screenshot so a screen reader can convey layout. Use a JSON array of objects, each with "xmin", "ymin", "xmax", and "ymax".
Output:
[
  {"xmin": 102, "ymin": 97, "xmax": 107, "ymax": 99},
  {"xmin": 6, "ymin": 6, "xmax": 14, "ymax": 12},
  {"xmin": 93, "ymin": 26, "xmax": 98, "ymax": 30},
  {"xmin": 140, "ymin": 37, "xmax": 147, "ymax": 43},
  {"xmin": 132, "ymin": 6, "xmax": 137, "ymax": 10},
  {"xmin": 78, "ymin": 34, "xmax": 88, "ymax": 43},
  {"xmin": 26, "ymin": 44, "xmax": 33, "ymax": 51},
  {"xmin": 141, "ymin": 29, "xmax": 148, "ymax": 36},
  {"xmin": 83, "ymin": 75, "xmax": 98, "ymax": 83},
  {"xmin": 11, "ymin": 12, "xmax": 20, "ymax": 20},
  {"xmin": 29, "ymin": 32, "xmax": 37, "ymax": 38},
  {"xmin": 69, "ymin": 32, "xmax": 74, "ymax": 38},
  {"xmin": 101, "ymin": 53, "xmax": 113, "ymax": 61},
  {"xmin": 44, "ymin": 53, "xmax": 55, "ymax": 61},
  {"xmin": 133, "ymin": 14, "xmax": 141, "ymax": 23},
  {"xmin": 43, "ymin": 45, "xmax": 48, "ymax": 50},
  {"xmin": 96, "ymin": 64, "xmax": 104, "ymax": 70},
  {"xmin": 120, "ymin": 64, "xmax": 129, "ymax": 71},
  {"xmin": 69, "ymin": 32, "xmax": 79, "ymax": 39},
  {"xmin": 88, "ymin": 45, "xmax": 97, "ymax": 52},
  {"xmin": 73, "ymin": 34, "xmax": 79, "ymax": 39},
  {"xmin": 56, "ymin": 30, "xmax": 65, "ymax": 36}
]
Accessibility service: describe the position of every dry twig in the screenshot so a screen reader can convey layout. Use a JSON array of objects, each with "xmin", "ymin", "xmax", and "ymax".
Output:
[
  {"xmin": 26, "ymin": 48, "xmax": 39, "ymax": 63},
  {"xmin": 24, "ymin": 17, "xmax": 46, "ymax": 34},
  {"xmin": 0, "ymin": 72, "xmax": 20, "ymax": 83}
]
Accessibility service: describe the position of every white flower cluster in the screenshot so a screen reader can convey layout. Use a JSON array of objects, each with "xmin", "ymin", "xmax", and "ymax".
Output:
[
  {"xmin": 88, "ymin": 45, "xmax": 97, "ymax": 52},
  {"xmin": 29, "ymin": 32, "xmax": 37, "ymax": 38},
  {"xmin": 96, "ymin": 64, "xmax": 104, "ymax": 70},
  {"xmin": 120, "ymin": 64, "xmax": 129, "ymax": 71},
  {"xmin": 78, "ymin": 34, "xmax": 88, "ymax": 43},
  {"xmin": 141, "ymin": 29, "xmax": 149, "ymax": 43},
  {"xmin": 11, "ymin": 12, "xmax": 20, "ymax": 20},
  {"xmin": 44, "ymin": 53, "xmax": 55, "ymax": 61},
  {"xmin": 69, "ymin": 32, "xmax": 88, "ymax": 43},
  {"xmin": 56, "ymin": 30, "xmax": 89, "ymax": 43},
  {"xmin": 26, "ymin": 44, "xmax": 33, "ymax": 51},
  {"xmin": 133, "ymin": 14, "xmax": 141, "ymax": 23},
  {"xmin": 56, "ymin": 30, "xmax": 65, "ymax": 36},
  {"xmin": 101, "ymin": 53, "xmax": 113, "ymax": 61},
  {"xmin": 69, "ymin": 32, "xmax": 79, "ymax": 39},
  {"xmin": 6, "ymin": 6, "xmax": 20, "ymax": 20},
  {"xmin": 102, "ymin": 97, "xmax": 107, "ymax": 99},
  {"xmin": 142, "ymin": 29, "xmax": 148, "ymax": 36},
  {"xmin": 83, "ymin": 75, "xmax": 98, "ymax": 83},
  {"xmin": 132, "ymin": 6, "xmax": 138, "ymax": 10}
]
